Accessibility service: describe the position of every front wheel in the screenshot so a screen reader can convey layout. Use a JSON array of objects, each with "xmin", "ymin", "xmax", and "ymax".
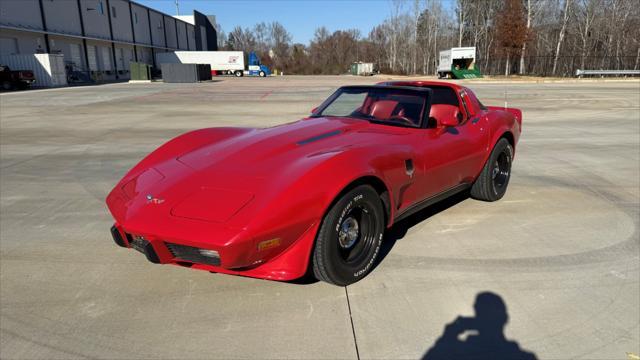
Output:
[
  {"xmin": 470, "ymin": 138, "xmax": 513, "ymax": 201},
  {"xmin": 259, "ymin": 71, "xmax": 266, "ymax": 77},
  {"xmin": 312, "ymin": 185, "xmax": 385, "ymax": 286}
]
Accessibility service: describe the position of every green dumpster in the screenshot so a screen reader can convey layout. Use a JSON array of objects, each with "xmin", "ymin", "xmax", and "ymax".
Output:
[{"xmin": 130, "ymin": 62, "xmax": 152, "ymax": 80}]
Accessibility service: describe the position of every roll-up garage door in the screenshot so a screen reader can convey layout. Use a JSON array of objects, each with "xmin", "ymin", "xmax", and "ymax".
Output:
[
  {"xmin": 87, "ymin": 45, "xmax": 98, "ymax": 71},
  {"xmin": 69, "ymin": 43, "xmax": 83, "ymax": 69},
  {"xmin": 101, "ymin": 47, "xmax": 112, "ymax": 71}
]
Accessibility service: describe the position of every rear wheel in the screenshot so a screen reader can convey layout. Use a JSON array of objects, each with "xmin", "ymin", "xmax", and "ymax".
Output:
[
  {"xmin": 312, "ymin": 185, "xmax": 385, "ymax": 286},
  {"xmin": 234, "ymin": 70, "xmax": 243, "ymax": 77},
  {"xmin": 470, "ymin": 138, "xmax": 513, "ymax": 201}
]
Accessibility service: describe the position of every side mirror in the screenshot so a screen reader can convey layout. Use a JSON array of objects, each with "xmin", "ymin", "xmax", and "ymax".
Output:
[
  {"xmin": 456, "ymin": 110, "xmax": 464, "ymax": 123},
  {"xmin": 439, "ymin": 112, "xmax": 459, "ymax": 127}
]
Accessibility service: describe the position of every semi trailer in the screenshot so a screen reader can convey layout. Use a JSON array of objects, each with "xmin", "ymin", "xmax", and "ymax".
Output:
[{"xmin": 156, "ymin": 51, "xmax": 271, "ymax": 77}]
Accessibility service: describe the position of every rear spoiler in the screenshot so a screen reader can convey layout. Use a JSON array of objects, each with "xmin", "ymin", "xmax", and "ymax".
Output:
[{"xmin": 487, "ymin": 106, "xmax": 522, "ymax": 127}]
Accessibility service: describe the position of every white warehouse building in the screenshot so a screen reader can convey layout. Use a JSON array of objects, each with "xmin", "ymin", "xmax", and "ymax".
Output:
[{"xmin": 0, "ymin": 0, "xmax": 217, "ymax": 81}]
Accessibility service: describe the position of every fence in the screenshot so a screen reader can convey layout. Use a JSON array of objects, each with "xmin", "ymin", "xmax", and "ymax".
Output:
[{"xmin": 476, "ymin": 56, "xmax": 640, "ymax": 77}]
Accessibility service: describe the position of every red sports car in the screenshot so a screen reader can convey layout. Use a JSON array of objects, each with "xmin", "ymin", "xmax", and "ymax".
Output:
[{"xmin": 107, "ymin": 81, "xmax": 522, "ymax": 286}]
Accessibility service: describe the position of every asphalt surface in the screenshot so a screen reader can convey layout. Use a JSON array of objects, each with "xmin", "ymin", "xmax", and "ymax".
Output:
[{"xmin": 1, "ymin": 76, "xmax": 639, "ymax": 360}]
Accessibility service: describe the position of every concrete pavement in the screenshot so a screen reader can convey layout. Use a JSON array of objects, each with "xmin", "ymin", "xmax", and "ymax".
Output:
[{"xmin": 1, "ymin": 76, "xmax": 638, "ymax": 359}]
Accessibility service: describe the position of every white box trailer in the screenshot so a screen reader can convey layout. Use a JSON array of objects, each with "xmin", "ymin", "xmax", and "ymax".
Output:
[
  {"xmin": 437, "ymin": 47, "xmax": 482, "ymax": 79},
  {"xmin": 350, "ymin": 62, "xmax": 374, "ymax": 76},
  {"xmin": 156, "ymin": 51, "xmax": 245, "ymax": 76}
]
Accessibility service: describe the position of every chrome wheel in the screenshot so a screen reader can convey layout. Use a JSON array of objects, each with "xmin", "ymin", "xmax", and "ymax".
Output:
[
  {"xmin": 312, "ymin": 185, "xmax": 385, "ymax": 286},
  {"xmin": 336, "ymin": 205, "xmax": 376, "ymax": 265},
  {"xmin": 338, "ymin": 216, "xmax": 359, "ymax": 249}
]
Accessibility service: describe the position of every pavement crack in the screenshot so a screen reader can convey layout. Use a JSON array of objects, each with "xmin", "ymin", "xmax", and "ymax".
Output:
[{"xmin": 345, "ymin": 286, "xmax": 360, "ymax": 360}]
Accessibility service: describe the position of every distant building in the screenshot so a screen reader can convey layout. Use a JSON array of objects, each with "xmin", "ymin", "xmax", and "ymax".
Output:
[
  {"xmin": 0, "ymin": 0, "xmax": 217, "ymax": 81},
  {"xmin": 173, "ymin": 12, "xmax": 218, "ymax": 52}
]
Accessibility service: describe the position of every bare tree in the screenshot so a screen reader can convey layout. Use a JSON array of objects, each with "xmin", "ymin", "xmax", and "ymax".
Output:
[
  {"xmin": 219, "ymin": 0, "xmax": 639, "ymax": 76},
  {"xmin": 496, "ymin": 0, "xmax": 528, "ymax": 75},
  {"xmin": 519, "ymin": 0, "xmax": 544, "ymax": 74},
  {"xmin": 552, "ymin": 0, "xmax": 572, "ymax": 75},
  {"xmin": 456, "ymin": 0, "xmax": 469, "ymax": 47}
]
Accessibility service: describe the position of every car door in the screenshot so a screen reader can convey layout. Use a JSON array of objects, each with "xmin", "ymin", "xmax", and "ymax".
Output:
[
  {"xmin": 419, "ymin": 90, "xmax": 489, "ymax": 194},
  {"xmin": 453, "ymin": 90, "xmax": 490, "ymax": 183}
]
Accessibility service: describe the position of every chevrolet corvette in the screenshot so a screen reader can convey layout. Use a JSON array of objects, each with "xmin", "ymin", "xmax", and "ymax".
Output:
[{"xmin": 106, "ymin": 81, "xmax": 522, "ymax": 286}]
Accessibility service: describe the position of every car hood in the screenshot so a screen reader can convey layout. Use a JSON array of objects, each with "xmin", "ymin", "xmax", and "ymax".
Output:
[
  {"xmin": 176, "ymin": 117, "xmax": 366, "ymax": 172},
  {"xmin": 110, "ymin": 117, "xmax": 410, "ymax": 226}
]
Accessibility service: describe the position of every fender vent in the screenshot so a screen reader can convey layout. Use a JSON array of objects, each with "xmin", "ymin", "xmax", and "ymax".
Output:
[{"xmin": 297, "ymin": 130, "xmax": 342, "ymax": 145}]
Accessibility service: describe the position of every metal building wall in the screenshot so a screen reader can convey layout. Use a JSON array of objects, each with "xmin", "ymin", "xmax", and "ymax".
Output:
[
  {"xmin": 109, "ymin": 0, "xmax": 134, "ymax": 42},
  {"xmin": 41, "ymin": 0, "xmax": 82, "ymax": 36},
  {"xmin": 0, "ymin": 0, "xmax": 209, "ymax": 85}
]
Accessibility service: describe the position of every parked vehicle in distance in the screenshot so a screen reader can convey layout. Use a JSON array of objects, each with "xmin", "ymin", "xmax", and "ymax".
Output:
[
  {"xmin": 350, "ymin": 62, "xmax": 375, "ymax": 76},
  {"xmin": 156, "ymin": 51, "xmax": 271, "ymax": 77},
  {"xmin": 106, "ymin": 81, "xmax": 522, "ymax": 286},
  {"xmin": 0, "ymin": 65, "xmax": 35, "ymax": 90},
  {"xmin": 437, "ymin": 47, "xmax": 483, "ymax": 79}
]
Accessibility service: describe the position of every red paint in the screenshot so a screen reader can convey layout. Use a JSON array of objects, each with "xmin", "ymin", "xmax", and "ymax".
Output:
[
  {"xmin": 106, "ymin": 81, "xmax": 521, "ymax": 281},
  {"xmin": 260, "ymin": 90, "xmax": 273, "ymax": 100}
]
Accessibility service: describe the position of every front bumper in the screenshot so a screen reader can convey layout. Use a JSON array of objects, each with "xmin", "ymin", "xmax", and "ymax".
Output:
[{"xmin": 109, "ymin": 221, "xmax": 319, "ymax": 281}]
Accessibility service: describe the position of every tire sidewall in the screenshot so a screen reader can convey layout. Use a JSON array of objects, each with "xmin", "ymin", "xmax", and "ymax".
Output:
[
  {"xmin": 490, "ymin": 139, "xmax": 513, "ymax": 199},
  {"xmin": 316, "ymin": 186, "xmax": 384, "ymax": 285}
]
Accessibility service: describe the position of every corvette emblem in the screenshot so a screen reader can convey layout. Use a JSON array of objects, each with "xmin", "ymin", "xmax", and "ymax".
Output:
[{"xmin": 146, "ymin": 194, "xmax": 165, "ymax": 204}]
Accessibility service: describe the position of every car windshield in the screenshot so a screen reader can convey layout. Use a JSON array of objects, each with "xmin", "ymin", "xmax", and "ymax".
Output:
[{"xmin": 315, "ymin": 87, "xmax": 429, "ymax": 128}]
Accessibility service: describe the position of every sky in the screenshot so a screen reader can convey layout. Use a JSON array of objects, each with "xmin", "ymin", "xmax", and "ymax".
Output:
[{"xmin": 136, "ymin": 0, "xmax": 400, "ymax": 44}]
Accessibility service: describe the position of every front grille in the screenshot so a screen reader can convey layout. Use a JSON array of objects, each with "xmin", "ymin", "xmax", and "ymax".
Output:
[{"xmin": 165, "ymin": 243, "xmax": 221, "ymax": 266}]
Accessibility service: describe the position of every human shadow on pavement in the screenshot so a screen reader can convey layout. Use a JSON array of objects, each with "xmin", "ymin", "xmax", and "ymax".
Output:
[{"xmin": 422, "ymin": 292, "xmax": 537, "ymax": 360}]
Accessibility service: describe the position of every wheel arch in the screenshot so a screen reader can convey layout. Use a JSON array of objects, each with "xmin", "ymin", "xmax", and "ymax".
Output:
[
  {"xmin": 500, "ymin": 130, "xmax": 515, "ymax": 149},
  {"xmin": 328, "ymin": 175, "xmax": 392, "ymax": 228}
]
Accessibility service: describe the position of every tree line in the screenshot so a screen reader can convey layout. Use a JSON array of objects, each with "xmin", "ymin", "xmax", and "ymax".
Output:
[{"xmin": 217, "ymin": 0, "xmax": 640, "ymax": 76}]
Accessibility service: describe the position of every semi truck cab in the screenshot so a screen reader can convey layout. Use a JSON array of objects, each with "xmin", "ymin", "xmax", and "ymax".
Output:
[{"xmin": 246, "ymin": 52, "xmax": 271, "ymax": 77}]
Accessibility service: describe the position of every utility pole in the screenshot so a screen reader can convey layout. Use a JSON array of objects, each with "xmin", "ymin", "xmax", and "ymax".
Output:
[{"xmin": 175, "ymin": 0, "xmax": 180, "ymax": 15}]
